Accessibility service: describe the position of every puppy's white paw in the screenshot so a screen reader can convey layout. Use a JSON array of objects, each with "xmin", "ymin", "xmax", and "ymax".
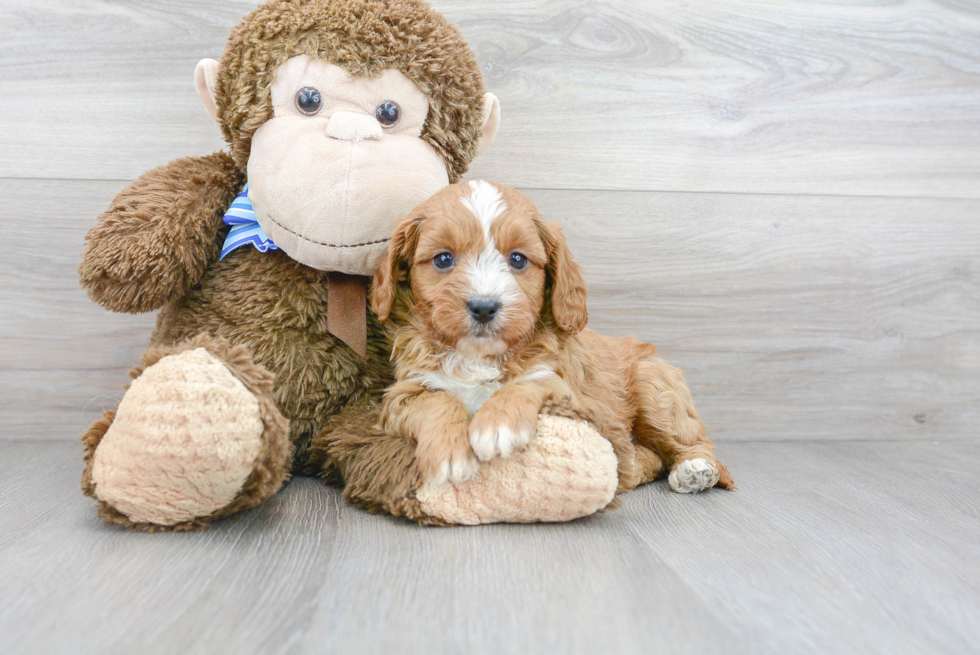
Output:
[
  {"xmin": 432, "ymin": 451, "xmax": 480, "ymax": 485},
  {"xmin": 669, "ymin": 458, "xmax": 720, "ymax": 494},
  {"xmin": 470, "ymin": 423, "xmax": 535, "ymax": 461}
]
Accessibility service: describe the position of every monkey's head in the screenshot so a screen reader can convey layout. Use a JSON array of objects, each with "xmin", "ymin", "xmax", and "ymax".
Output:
[{"xmin": 194, "ymin": 0, "xmax": 500, "ymax": 275}]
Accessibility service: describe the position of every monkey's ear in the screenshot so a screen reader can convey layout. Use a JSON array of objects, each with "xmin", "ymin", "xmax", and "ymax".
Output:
[
  {"xmin": 476, "ymin": 92, "xmax": 501, "ymax": 156},
  {"xmin": 194, "ymin": 58, "xmax": 221, "ymax": 124},
  {"xmin": 370, "ymin": 214, "xmax": 423, "ymax": 323}
]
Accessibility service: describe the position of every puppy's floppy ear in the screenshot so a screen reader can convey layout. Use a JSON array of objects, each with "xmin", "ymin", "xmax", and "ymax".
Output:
[
  {"xmin": 537, "ymin": 218, "xmax": 588, "ymax": 335},
  {"xmin": 370, "ymin": 212, "xmax": 423, "ymax": 323}
]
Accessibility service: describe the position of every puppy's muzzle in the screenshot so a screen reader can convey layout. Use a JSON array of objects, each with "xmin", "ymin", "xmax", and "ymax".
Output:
[{"xmin": 467, "ymin": 297, "xmax": 500, "ymax": 325}]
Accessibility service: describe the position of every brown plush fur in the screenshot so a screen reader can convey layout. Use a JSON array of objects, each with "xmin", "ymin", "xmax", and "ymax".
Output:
[
  {"xmin": 79, "ymin": 150, "xmax": 394, "ymax": 473},
  {"xmin": 216, "ymin": 0, "xmax": 487, "ymax": 182},
  {"xmin": 371, "ymin": 183, "xmax": 735, "ymax": 492},
  {"xmin": 79, "ymin": 0, "xmax": 487, "ymax": 529},
  {"xmin": 308, "ymin": 393, "xmax": 623, "ymax": 525},
  {"xmin": 81, "ymin": 335, "xmax": 292, "ymax": 531},
  {"xmin": 79, "ymin": 153, "xmax": 243, "ymax": 314},
  {"xmin": 149, "ymin": 249, "xmax": 394, "ymax": 470},
  {"xmin": 310, "ymin": 401, "xmax": 448, "ymax": 525}
]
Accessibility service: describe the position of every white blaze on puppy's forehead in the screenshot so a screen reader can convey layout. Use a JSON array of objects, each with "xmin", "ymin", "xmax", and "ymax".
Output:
[
  {"xmin": 460, "ymin": 180, "xmax": 506, "ymax": 239},
  {"xmin": 458, "ymin": 181, "xmax": 518, "ymax": 306}
]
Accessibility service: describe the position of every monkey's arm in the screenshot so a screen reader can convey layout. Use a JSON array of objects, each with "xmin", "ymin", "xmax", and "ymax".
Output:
[{"xmin": 79, "ymin": 152, "xmax": 244, "ymax": 313}]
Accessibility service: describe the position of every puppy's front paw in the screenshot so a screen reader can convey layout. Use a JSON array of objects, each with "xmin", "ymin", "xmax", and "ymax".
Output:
[
  {"xmin": 436, "ymin": 451, "xmax": 481, "ymax": 485},
  {"xmin": 417, "ymin": 429, "xmax": 480, "ymax": 485},
  {"xmin": 668, "ymin": 458, "xmax": 720, "ymax": 493},
  {"xmin": 469, "ymin": 410, "xmax": 537, "ymax": 461}
]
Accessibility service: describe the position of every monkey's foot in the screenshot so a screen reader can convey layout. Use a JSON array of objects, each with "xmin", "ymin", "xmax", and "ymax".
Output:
[
  {"xmin": 416, "ymin": 415, "xmax": 618, "ymax": 524},
  {"xmin": 82, "ymin": 337, "xmax": 291, "ymax": 530}
]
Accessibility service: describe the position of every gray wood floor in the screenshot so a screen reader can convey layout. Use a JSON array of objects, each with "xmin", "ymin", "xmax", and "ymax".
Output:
[
  {"xmin": 1, "ymin": 439, "xmax": 978, "ymax": 654},
  {"xmin": 2, "ymin": 0, "xmax": 979, "ymax": 652}
]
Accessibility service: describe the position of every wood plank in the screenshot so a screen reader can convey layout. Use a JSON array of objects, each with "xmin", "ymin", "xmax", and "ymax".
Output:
[
  {"xmin": 0, "ymin": 441, "xmax": 745, "ymax": 655},
  {"xmin": 0, "ymin": 441, "xmax": 352, "ymax": 655},
  {"xmin": 1, "ymin": 1, "xmax": 979, "ymax": 197},
  {"xmin": 1, "ymin": 440, "xmax": 977, "ymax": 653},
  {"xmin": 3, "ymin": 179, "xmax": 978, "ymax": 442},
  {"xmin": 619, "ymin": 440, "xmax": 980, "ymax": 653},
  {"xmin": 0, "ymin": 178, "xmax": 157, "ymax": 440},
  {"xmin": 529, "ymin": 188, "xmax": 980, "ymax": 443}
]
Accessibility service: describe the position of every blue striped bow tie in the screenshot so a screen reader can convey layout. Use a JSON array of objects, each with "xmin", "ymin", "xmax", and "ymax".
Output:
[{"xmin": 220, "ymin": 183, "xmax": 280, "ymax": 259}]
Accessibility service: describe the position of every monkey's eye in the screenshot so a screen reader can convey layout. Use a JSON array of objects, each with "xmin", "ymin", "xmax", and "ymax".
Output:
[
  {"xmin": 376, "ymin": 101, "xmax": 400, "ymax": 127},
  {"xmin": 509, "ymin": 252, "xmax": 529, "ymax": 270},
  {"xmin": 296, "ymin": 87, "xmax": 323, "ymax": 115},
  {"xmin": 433, "ymin": 252, "xmax": 455, "ymax": 270}
]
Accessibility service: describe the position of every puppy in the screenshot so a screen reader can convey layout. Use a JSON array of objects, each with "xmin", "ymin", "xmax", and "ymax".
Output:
[{"xmin": 371, "ymin": 180, "xmax": 734, "ymax": 493}]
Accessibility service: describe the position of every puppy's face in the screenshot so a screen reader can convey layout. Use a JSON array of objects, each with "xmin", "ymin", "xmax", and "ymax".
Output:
[
  {"xmin": 373, "ymin": 181, "xmax": 588, "ymax": 357},
  {"xmin": 406, "ymin": 181, "xmax": 547, "ymax": 356}
]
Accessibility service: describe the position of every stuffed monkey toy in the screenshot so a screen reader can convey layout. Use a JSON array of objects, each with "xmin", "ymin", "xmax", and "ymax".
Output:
[{"xmin": 79, "ymin": 0, "xmax": 636, "ymax": 530}]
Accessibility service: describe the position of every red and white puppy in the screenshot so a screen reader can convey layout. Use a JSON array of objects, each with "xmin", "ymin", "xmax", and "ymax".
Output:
[{"xmin": 371, "ymin": 181, "xmax": 734, "ymax": 492}]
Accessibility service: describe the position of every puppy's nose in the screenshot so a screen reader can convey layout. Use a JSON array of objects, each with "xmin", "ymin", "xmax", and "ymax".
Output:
[{"xmin": 467, "ymin": 298, "xmax": 501, "ymax": 325}]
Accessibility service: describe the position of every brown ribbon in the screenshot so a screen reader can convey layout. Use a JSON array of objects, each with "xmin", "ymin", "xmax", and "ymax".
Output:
[{"xmin": 327, "ymin": 272, "xmax": 368, "ymax": 358}]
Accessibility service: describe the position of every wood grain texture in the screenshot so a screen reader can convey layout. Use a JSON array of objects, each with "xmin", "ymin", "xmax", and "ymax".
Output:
[
  {"xmin": 3, "ymin": 179, "xmax": 977, "ymax": 442},
  {"xmin": 0, "ymin": 440, "xmax": 977, "ymax": 654},
  {"xmin": 1, "ymin": 0, "xmax": 979, "ymax": 196},
  {"xmin": 0, "ymin": 179, "xmax": 157, "ymax": 440},
  {"xmin": 2, "ymin": 2, "xmax": 978, "ymax": 652},
  {"xmin": 531, "ymin": 188, "xmax": 980, "ymax": 443}
]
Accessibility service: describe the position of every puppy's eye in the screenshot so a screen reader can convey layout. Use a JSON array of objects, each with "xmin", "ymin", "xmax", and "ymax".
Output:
[
  {"xmin": 296, "ymin": 87, "xmax": 323, "ymax": 115},
  {"xmin": 509, "ymin": 252, "xmax": 528, "ymax": 270},
  {"xmin": 433, "ymin": 252, "xmax": 455, "ymax": 270},
  {"xmin": 376, "ymin": 101, "xmax": 400, "ymax": 127}
]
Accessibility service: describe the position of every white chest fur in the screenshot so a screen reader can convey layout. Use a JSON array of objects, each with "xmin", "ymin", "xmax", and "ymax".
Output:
[
  {"xmin": 407, "ymin": 352, "xmax": 555, "ymax": 415},
  {"xmin": 408, "ymin": 353, "xmax": 503, "ymax": 415}
]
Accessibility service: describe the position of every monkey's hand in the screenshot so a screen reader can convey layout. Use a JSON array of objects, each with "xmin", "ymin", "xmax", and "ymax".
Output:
[{"xmin": 79, "ymin": 152, "xmax": 243, "ymax": 313}]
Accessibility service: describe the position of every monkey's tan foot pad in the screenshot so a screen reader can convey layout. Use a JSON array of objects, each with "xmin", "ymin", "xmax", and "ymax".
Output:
[
  {"xmin": 90, "ymin": 347, "xmax": 273, "ymax": 526},
  {"xmin": 417, "ymin": 415, "xmax": 618, "ymax": 525}
]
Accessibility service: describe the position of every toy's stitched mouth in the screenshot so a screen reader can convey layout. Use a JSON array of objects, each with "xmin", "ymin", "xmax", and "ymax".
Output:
[{"xmin": 266, "ymin": 215, "xmax": 390, "ymax": 249}]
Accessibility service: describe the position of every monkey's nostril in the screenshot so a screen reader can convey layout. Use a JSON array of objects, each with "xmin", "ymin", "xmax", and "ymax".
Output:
[{"xmin": 467, "ymin": 298, "xmax": 501, "ymax": 325}]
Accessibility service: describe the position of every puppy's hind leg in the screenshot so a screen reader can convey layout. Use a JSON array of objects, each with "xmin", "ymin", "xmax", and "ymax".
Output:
[{"xmin": 631, "ymin": 356, "xmax": 734, "ymax": 493}]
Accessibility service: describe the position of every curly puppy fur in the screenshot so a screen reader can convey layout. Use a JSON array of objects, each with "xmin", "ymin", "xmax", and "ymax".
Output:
[{"xmin": 371, "ymin": 182, "xmax": 735, "ymax": 492}]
